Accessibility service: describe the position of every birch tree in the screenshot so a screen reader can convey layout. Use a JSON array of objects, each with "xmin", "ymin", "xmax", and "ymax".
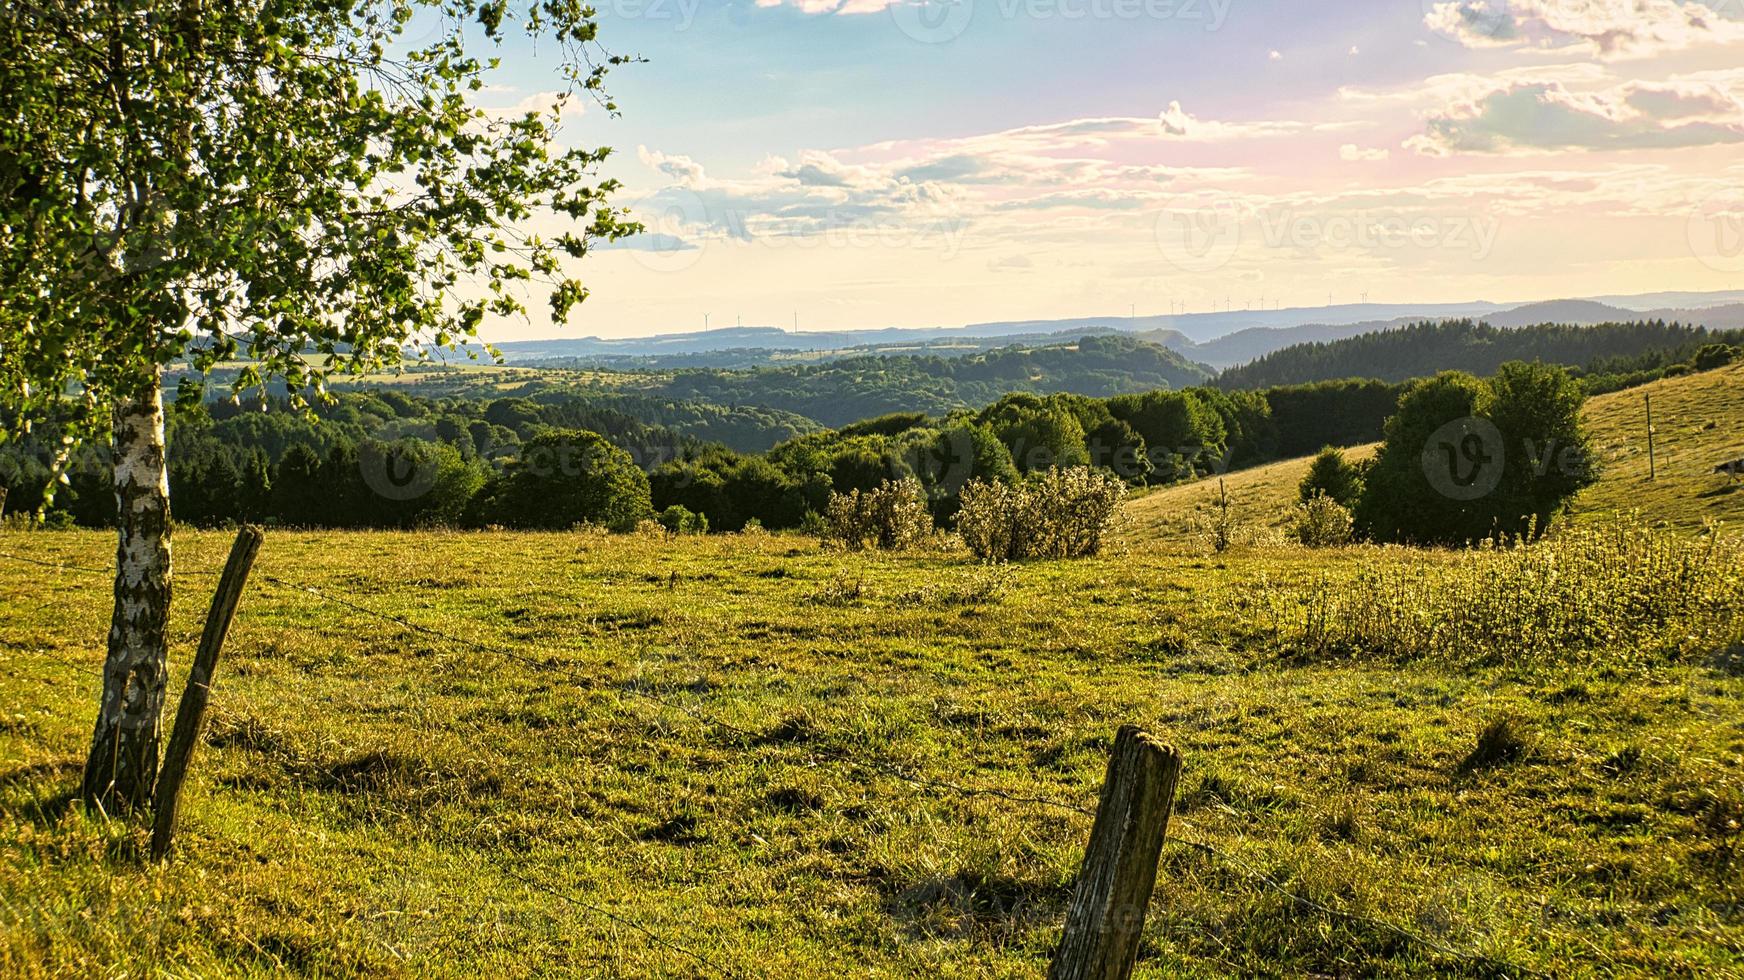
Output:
[{"xmin": 0, "ymin": 0, "xmax": 638, "ymax": 813}]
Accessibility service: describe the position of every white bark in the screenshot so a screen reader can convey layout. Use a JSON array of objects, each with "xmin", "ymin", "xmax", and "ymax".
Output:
[{"xmin": 82, "ymin": 373, "xmax": 173, "ymax": 811}]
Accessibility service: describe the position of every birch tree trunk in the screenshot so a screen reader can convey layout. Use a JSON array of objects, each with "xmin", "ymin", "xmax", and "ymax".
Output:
[{"xmin": 82, "ymin": 372, "xmax": 173, "ymax": 813}]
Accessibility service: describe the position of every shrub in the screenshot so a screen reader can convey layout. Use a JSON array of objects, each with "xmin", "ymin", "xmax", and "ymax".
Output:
[
  {"xmin": 1298, "ymin": 447, "xmax": 1364, "ymax": 507},
  {"xmin": 1293, "ymin": 494, "xmax": 1354, "ymax": 548},
  {"xmin": 657, "ymin": 504, "xmax": 709, "ymax": 535},
  {"xmin": 824, "ymin": 478, "xmax": 933, "ymax": 551},
  {"xmin": 956, "ymin": 467, "xmax": 1124, "ymax": 560},
  {"xmin": 1693, "ymin": 343, "xmax": 1738, "ymax": 372},
  {"xmin": 1355, "ymin": 364, "xmax": 1595, "ymax": 546},
  {"xmin": 472, "ymin": 429, "xmax": 653, "ymax": 532}
]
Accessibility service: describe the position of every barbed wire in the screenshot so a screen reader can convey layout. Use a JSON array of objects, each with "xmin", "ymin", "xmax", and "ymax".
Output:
[
  {"xmin": 0, "ymin": 549, "xmax": 222, "ymax": 578},
  {"xmin": 0, "ymin": 548, "xmax": 1545, "ymax": 977}
]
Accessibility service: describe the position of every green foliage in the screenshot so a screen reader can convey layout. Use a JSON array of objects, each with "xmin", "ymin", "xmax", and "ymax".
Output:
[
  {"xmin": 979, "ymin": 394, "xmax": 1091, "ymax": 473},
  {"xmin": 472, "ymin": 430, "xmax": 652, "ymax": 532},
  {"xmin": 1298, "ymin": 447, "xmax": 1365, "ymax": 508},
  {"xmin": 648, "ymin": 334, "xmax": 1212, "ymax": 429},
  {"xmin": 1219, "ymin": 319, "xmax": 1741, "ymax": 389},
  {"xmin": 0, "ymin": 0, "xmax": 638, "ymax": 467},
  {"xmin": 956, "ymin": 467, "xmax": 1125, "ymax": 560},
  {"xmin": 823, "ymin": 478, "xmax": 934, "ymax": 551},
  {"xmin": 1355, "ymin": 366, "xmax": 1596, "ymax": 546},
  {"xmin": 1693, "ymin": 343, "xmax": 1738, "ymax": 372},
  {"xmin": 657, "ymin": 505, "xmax": 709, "ymax": 536},
  {"xmin": 1107, "ymin": 390, "xmax": 1224, "ymax": 483},
  {"xmin": 1485, "ymin": 361, "xmax": 1598, "ymax": 535}
]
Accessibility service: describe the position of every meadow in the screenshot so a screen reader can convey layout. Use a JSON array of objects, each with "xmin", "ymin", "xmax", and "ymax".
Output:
[{"xmin": 2, "ymin": 514, "xmax": 1742, "ymax": 977}]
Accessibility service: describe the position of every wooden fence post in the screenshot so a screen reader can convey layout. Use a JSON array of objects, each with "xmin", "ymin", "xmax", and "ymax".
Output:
[
  {"xmin": 151, "ymin": 525, "xmax": 264, "ymax": 862},
  {"xmin": 1049, "ymin": 726, "xmax": 1183, "ymax": 980}
]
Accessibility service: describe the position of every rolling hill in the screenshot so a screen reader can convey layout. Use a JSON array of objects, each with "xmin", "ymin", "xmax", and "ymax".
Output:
[
  {"xmin": 1124, "ymin": 360, "xmax": 1744, "ymax": 539},
  {"xmin": 1214, "ymin": 319, "xmax": 1742, "ymax": 389}
]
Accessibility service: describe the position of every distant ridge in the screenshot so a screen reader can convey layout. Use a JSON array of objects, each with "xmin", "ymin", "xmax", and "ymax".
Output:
[{"xmin": 487, "ymin": 290, "xmax": 1744, "ymax": 371}]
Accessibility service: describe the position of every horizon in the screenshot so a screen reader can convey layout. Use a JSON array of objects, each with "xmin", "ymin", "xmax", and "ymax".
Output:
[{"xmin": 487, "ymin": 286, "xmax": 1744, "ymax": 346}]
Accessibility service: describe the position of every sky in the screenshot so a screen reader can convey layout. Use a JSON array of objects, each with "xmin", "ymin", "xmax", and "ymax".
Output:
[{"xmin": 474, "ymin": 0, "xmax": 1744, "ymax": 340}]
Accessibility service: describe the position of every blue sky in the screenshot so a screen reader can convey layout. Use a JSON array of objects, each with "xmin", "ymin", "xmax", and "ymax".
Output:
[{"xmin": 473, "ymin": 0, "xmax": 1744, "ymax": 339}]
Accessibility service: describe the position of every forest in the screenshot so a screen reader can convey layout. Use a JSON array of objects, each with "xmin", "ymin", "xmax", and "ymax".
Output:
[{"xmin": 1216, "ymin": 318, "xmax": 1743, "ymax": 389}]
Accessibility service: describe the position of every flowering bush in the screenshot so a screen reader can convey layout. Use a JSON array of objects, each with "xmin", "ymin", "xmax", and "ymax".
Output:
[
  {"xmin": 956, "ymin": 467, "xmax": 1125, "ymax": 560},
  {"xmin": 824, "ymin": 478, "xmax": 933, "ymax": 551}
]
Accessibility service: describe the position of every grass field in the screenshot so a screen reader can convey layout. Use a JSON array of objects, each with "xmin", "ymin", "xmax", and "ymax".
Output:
[
  {"xmin": 1128, "ymin": 361, "xmax": 1744, "ymax": 539},
  {"xmin": 3, "ymin": 517, "xmax": 1743, "ymax": 976}
]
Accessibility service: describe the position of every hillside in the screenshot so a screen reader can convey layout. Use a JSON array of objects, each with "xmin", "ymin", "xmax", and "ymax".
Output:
[
  {"xmin": 635, "ymin": 334, "xmax": 1214, "ymax": 429},
  {"xmin": 1126, "ymin": 361, "xmax": 1744, "ymax": 539},
  {"xmin": 1215, "ymin": 319, "xmax": 1740, "ymax": 390}
]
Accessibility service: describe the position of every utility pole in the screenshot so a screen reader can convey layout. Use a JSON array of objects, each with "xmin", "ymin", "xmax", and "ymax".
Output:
[
  {"xmin": 1646, "ymin": 392, "xmax": 1657, "ymax": 481},
  {"xmin": 704, "ymin": 313, "xmax": 711, "ymax": 331}
]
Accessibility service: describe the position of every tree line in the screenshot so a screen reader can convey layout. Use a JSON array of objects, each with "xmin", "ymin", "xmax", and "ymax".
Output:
[{"xmin": 1217, "ymin": 319, "xmax": 1742, "ymax": 390}]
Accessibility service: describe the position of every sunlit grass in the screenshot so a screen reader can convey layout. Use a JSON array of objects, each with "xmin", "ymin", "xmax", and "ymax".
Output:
[{"xmin": 3, "ymin": 524, "xmax": 1742, "ymax": 976}]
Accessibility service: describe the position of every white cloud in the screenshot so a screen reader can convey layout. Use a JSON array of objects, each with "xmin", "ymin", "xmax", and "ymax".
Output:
[
  {"xmin": 1408, "ymin": 77, "xmax": 1744, "ymax": 155},
  {"xmin": 482, "ymin": 90, "xmax": 585, "ymax": 124},
  {"xmin": 1424, "ymin": 0, "xmax": 1744, "ymax": 58},
  {"xmin": 1340, "ymin": 144, "xmax": 1391, "ymax": 161}
]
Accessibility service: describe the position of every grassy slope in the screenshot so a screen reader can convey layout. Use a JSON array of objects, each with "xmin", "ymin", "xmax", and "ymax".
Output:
[
  {"xmin": 1127, "ymin": 361, "xmax": 1744, "ymax": 538},
  {"xmin": 3, "ymin": 528, "xmax": 1742, "ymax": 977}
]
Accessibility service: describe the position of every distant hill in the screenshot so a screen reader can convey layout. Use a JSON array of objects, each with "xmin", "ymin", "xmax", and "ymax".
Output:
[
  {"xmin": 1215, "ymin": 320, "xmax": 1741, "ymax": 389},
  {"xmin": 629, "ymin": 334, "xmax": 1214, "ymax": 429},
  {"xmin": 487, "ymin": 291, "xmax": 1744, "ymax": 372}
]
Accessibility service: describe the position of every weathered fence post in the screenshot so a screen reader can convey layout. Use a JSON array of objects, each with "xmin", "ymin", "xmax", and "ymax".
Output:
[
  {"xmin": 1049, "ymin": 726, "xmax": 1183, "ymax": 980},
  {"xmin": 150, "ymin": 525, "xmax": 264, "ymax": 862}
]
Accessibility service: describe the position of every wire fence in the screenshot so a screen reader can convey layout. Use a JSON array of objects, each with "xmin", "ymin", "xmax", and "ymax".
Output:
[{"xmin": 0, "ymin": 546, "xmax": 1544, "ymax": 979}]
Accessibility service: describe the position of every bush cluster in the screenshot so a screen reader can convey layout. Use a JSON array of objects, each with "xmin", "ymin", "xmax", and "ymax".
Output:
[
  {"xmin": 1293, "ymin": 495, "xmax": 1355, "ymax": 548},
  {"xmin": 823, "ymin": 478, "xmax": 934, "ymax": 551},
  {"xmin": 956, "ymin": 467, "xmax": 1125, "ymax": 560}
]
